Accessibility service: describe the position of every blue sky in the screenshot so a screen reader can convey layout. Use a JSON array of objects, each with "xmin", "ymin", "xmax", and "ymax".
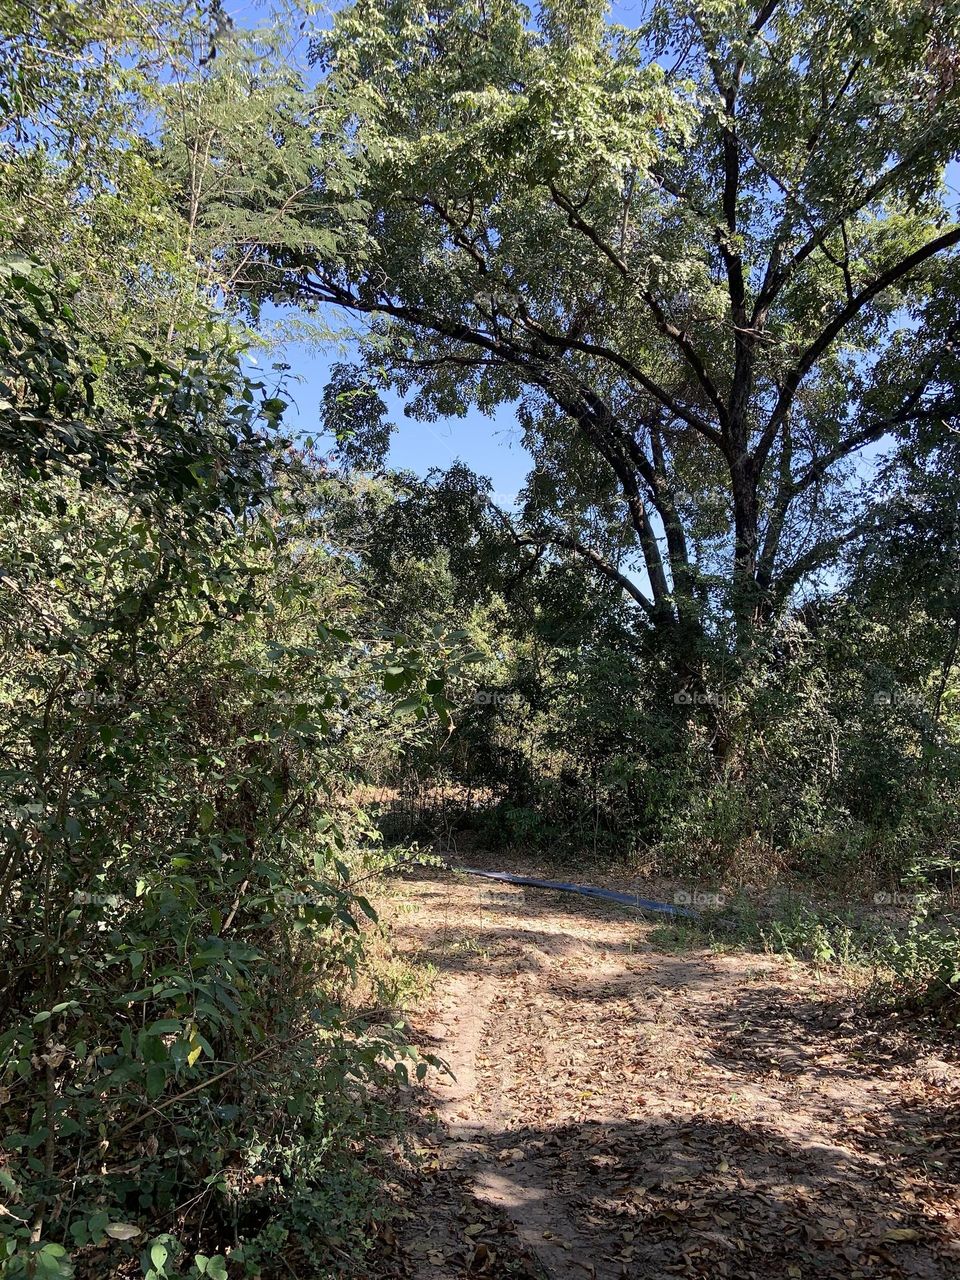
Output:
[{"xmin": 269, "ymin": 320, "xmax": 532, "ymax": 505}]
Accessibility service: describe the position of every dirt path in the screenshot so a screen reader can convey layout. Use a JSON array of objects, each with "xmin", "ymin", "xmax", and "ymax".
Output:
[{"xmin": 376, "ymin": 863, "xmax": 960, "ymax": 1279}]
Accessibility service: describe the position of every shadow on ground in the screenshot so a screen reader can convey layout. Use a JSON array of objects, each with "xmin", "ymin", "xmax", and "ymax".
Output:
[{"xmin": 374, "ymin": 863, "xmax": 960, "ymax": 1279}]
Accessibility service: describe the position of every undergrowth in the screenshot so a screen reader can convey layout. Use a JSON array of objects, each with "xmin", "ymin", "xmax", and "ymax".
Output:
[{"xmin": 650, "ymin": 891, "xmax": 960, "ymax": 1023}]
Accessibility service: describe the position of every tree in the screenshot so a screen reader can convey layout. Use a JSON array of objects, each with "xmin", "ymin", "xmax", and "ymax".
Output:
[{"xmin": 240, "ymin": 0, "xmax": 960, "ymax": 675}]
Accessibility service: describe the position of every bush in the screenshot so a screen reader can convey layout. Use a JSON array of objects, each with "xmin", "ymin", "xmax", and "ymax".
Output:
[{"xmin": 0, "ymin": 266, "xmax": 438, "ymax": 1276}]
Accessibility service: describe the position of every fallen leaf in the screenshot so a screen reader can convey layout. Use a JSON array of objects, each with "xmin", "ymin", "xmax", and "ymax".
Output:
[{"xmin": 469, "ymin": 1242, "xmax": 495, "ymax": 1272}]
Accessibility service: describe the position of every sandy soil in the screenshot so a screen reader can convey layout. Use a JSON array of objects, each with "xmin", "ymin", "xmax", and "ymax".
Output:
[{"xmin": 372, "ymin": 861, "xmax": 960, "ymax": 1280}]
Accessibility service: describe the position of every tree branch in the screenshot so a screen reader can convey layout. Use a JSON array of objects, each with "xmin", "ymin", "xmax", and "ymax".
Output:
[
  {"xmin": 754, "ymin": 130, "xmax": 951, "ymax": 324},
  {"xmin": 548, "ymin": 182, "xmax": 730, "ymax": 432},
  {"xmin": 515, "ymin": 305, "xmax": 726, "ymax": 447},
  {"xmin": 516, "ymin": 532, "xmax": 656, "ymax": 616},
  {"xmin": 754, "ymin": 226, "xmax": 960, "ymax": 472}
]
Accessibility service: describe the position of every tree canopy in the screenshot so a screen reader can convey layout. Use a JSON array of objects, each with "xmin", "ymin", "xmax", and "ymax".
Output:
[{"xmin": 230, "ymin": 0, "xmax": 960, "ymax": 665}]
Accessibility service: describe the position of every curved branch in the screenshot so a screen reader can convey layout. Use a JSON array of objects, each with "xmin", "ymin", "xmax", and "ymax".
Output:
[
  {"xmin": 547, "ymin": 183, "xmax": 730, "ymax": 433},
  {"xmin": 515, "ymin": 306, "xmax": 726, "ymax": 448},
  {"xmin": 516, "ymin": 532, "xmax": 656, "ymax": 616},
  {"xmin": 754, "ymin": 226, "xmax": 960, "ymax": 472}
]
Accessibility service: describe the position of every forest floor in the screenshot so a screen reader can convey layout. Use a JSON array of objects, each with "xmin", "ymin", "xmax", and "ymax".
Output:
[{"xmin": 370, "ymin": 856, "xmax": 960, "ymax": 1280}]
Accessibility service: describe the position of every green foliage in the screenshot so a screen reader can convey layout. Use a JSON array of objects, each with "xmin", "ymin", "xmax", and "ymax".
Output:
[
  {"xmin": 235, "ymin": 0, "xmax": 960, "ymax": 661},
  {"xmin": 234, "ymin": 0, "xmax": 960, "ymax": 917},
  {"xmin": 4, "ymin": 6, "xmax": 960, "ymax": 1272},
  {"xmin": 0, "ymin": 5, "xmax": 455, "ymax": 1262},
  {"xmin": 652, "ymin": 884, "xmax": 959, "ymax": 1019},
  {"xmin": 0, "ymin": 259, "xmax": 436, "ymax": 1272}
]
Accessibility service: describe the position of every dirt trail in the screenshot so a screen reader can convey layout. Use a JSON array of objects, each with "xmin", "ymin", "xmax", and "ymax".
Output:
[{"xmin": 378, "ymin": 864, "xmax": 959, "ymax": 1279}]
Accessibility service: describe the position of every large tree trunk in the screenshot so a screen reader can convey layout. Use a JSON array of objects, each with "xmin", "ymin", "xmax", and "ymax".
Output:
[{"xmin": 731, "ymin": 451, "xmax": 761, "ymax": 647}]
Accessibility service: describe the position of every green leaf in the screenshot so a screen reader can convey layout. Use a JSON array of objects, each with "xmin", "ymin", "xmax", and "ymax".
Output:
[
  {"xmin": 146, "ymin": 1065, "xmax": 166, "ymax": 1100},
  {"xmin": 146, "ymin": 1019, "xmax": 181, "ymax": 1035},
  {"xmin": 393, "ymin": 694, "xmax": 424, "ymax": 716},
  {"xmin": 355, "ymin": 895, "xmax": 378, "ymax": 922},
  {"xmin": 383, "ymin": 666, "xmax": 411, "ymax": 692}
]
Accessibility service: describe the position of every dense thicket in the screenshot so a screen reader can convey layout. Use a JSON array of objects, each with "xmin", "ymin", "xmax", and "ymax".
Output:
[
  {"xmin": 314, "ymin": 466, "xmax": 960, "ymax": 886},
  {"xmin": 0, "ymin": 6, "xmax": 450, "ymax": 1276}
]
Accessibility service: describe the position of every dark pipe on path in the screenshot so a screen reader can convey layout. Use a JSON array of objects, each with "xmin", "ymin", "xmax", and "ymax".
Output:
[{"xmin": 459, "ymin": 867, "xmax": 694, "ymax": 917}]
